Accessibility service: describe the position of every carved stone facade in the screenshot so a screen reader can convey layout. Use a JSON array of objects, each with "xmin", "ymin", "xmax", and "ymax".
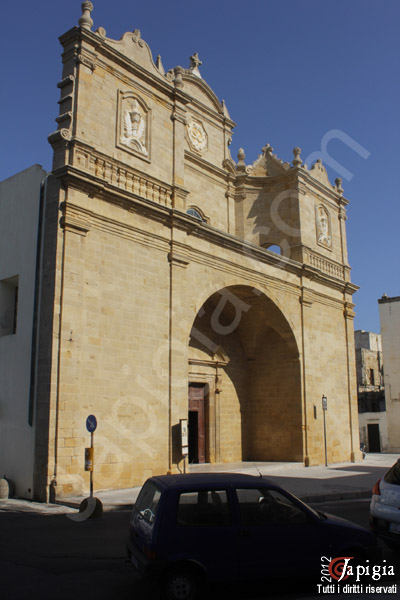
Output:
[{"xmin": 0, "ymin": 5, "xmax": 361, "ymax": 500}]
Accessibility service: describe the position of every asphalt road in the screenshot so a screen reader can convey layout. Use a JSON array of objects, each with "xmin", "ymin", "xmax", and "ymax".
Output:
[{"xmin": 0, "ymin": 499, "xmax": 398, "ymax": 600}]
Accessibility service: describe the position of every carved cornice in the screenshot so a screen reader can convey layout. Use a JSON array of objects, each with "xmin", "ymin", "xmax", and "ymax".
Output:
[
  {"xmin": 171, "ymin": 108, "xmax": 187, "ymax": 125},
  {"xmin": 344, "ymin": 281, "xmax": 359, "ymax": 295},
  {"xmin": 60, "ymin": 27, "xmax": 175, "ymax": 99},
  {"xmin": 48, "ymin": 128, "xmax": 72, "ymax": 148},
  {"xmin": 58, "ymin": 94, "xmax": 73, "ymax": 106},
  {"xmin": 299, "ymin": 297, "xmax": 313, "ymax": 308},
  {"xmin": 76, "ymin": 49, "xmax": 97, "ymax": 71},
  {"xmin": 344, "ymin": 302, "xmax": 356, "ymax": 320},
  {"xmin": 55, "ymin": 111, "xmax": 73, "ymax": 125},
  {"xmin": 69, "ymin": 140, "xmax": 172, "ymax": 207},
  {"xmin": 57, "ymin": 75, "xmax": 75, "ymax": 89},
  {"xmin": 168, "ymin": 251, "xmax": 190, "ymax": 268},
  {"xmin": 189, "ymin": 358, "xmax": 229, "ymax": 368},
  {"xmin": 303, "ymin": 247, "xmax": 344, "ymax": 280},
  {"xmin": 298, "ymin": 169, "xmax": 349, "ymax": 207},
  {"xmin": 60, "ymin": 201, "xmax": 169, "ymax": 253},
  {"xmin": 51, "ymin": 164, "xmax": 356, "ymax": 297},
  {"xmin": 52, "ymin": 165, "xmax": 174, "ymax": 232},
  {"xmin": 60, "ymin": 216, "xmax": 89, "ymax": 236},
  {"xmin": 172, "ymin": 185, "xmax": 190, "ymax": 206}
]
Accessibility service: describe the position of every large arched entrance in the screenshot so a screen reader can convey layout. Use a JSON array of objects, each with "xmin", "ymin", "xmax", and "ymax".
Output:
[{"xmin": 188, "ymin": 285, "xmax": 303, "ymax": 464}]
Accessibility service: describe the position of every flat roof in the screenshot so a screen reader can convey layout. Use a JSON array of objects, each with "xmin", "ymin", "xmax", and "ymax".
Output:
[{"xmin": 378, "ymin": 295, "xmax": 400, "ymax": 304}]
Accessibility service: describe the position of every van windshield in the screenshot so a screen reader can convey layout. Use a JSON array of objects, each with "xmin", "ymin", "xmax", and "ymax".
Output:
[{"xmin": 134, "ymin": 481, "xmax": 161, "ymax": 525}]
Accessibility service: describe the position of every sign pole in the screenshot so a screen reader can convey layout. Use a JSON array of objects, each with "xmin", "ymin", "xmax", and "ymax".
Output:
[
  {"xmin": 85, "ymin": 415, "xmax": 97, "ymax": 497},
  {"xmin": 322, "ymin": 395, "xmax": 328, "ymax": 467},
  {"xmin": 90, "ymin": 431, "xmax": 94, "ymax": 499}
]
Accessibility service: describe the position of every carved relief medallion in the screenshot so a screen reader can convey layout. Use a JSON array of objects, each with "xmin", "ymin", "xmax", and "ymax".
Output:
[
  {"xmin": 187, "ymin": 117, "xmax": 207, "ymax": 153},
  {"xmin": 117, "ymin": 91, "xmax": 151, "ymax": 160},
  {"xmin": 316, "ymin": 204, "xmax": 332, "ymax": 248}
]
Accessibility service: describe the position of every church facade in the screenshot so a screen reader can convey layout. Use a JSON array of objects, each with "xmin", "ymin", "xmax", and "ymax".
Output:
[{"xmin": 0, "ymin": 4, "xmax": 361, "ymax": 501}]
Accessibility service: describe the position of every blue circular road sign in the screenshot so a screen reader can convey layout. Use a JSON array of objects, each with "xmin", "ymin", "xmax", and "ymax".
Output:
[{"xmin": 86, "ymin": 414, "xmax": 97, "ymax": 433}]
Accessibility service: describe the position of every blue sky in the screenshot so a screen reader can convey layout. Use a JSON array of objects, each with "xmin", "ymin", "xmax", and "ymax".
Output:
[{"xmin": 1, "ymin": 0, "xmax": 399, "ymax": 332}]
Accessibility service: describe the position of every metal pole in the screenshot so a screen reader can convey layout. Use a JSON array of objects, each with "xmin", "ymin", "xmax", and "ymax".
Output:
[
  {"xmin": 323, "ymin": 408, "xmax": 328, "ymax": 467},
  {"xmin": 90, "ymin": 431, "xmax": 94, "ymax": 498}
]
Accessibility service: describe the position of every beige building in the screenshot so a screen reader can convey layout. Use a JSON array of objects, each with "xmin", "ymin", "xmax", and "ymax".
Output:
[
  {"xmin": 354, "ymin": 330, "xmax": 387, "ymax": 452},
  {"xmin": 379, "ymin": 295, "xmax": 400, "ymax": 452},
  {"xmin": 0, "ymin": 4, "xmax": 361, "ymax": 501}
]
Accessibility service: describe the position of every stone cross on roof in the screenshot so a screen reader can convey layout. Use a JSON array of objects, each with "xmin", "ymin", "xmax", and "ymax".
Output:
[{"xmin": 189, "ymin": 52, "xmax": 202, "ymax": 78}]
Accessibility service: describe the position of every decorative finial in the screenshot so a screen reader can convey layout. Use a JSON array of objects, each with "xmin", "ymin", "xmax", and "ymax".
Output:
[
  {"xmin": 174, "ymin": 66, "xmax": 184, "ymax": 89},
  {"xmin": 262, "ymin": 144, "xmax": 273, "ymax": 155},
  {"xmin": 236, "ymin": 148, "xmax": 246, "ymax": 172},
  {"xmin": 132, "ymin": 29, "xmax": 142, "ymax": 43},
  {"xmin": 189, "ymin": 52, "xmax": 202, "ymax": 78},
  {"xmin": 79, "ymin": 1, "xmax": 94, "ymax": 30},
  {"xmin": 156, "ymin": 55, "xmax": 165, "ymax": 75},
  {"xmin": 292, "ymin": 147, "xmax": 302, "ymax": 167},
  {"xmin": 335, "ymin": 177, "xmax": 343, "ymax": 195}
]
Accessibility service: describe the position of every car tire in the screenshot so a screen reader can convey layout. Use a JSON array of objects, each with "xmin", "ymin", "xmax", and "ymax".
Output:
[{"xmin": 163, "ymin": 566, "xmax": 202, "ymax": 600}]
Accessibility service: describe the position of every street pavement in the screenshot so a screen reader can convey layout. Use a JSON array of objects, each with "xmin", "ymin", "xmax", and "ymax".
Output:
[
  {"xmin": 0, "ymin": 453, "xmax": 397, "ymax": 516},
  {"xmin": 0, "ymin": 496, "xmax": 398, "ymax": 600},
  {"xmin": 59, "ymin": 453, "xmax": 398, "ymax": 512},
  {"xmin": 0, "ymin": 455, "xmax": 399, "ymax": 600}
]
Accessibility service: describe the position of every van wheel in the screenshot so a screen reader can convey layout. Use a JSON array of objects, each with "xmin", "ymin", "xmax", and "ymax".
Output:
[{"xmin": 163, "ymin": 567, "xmax": 201, "ymax": 600}]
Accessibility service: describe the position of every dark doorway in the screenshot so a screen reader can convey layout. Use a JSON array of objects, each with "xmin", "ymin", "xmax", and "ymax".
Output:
[
  {"xmin": 367, "ymin": 423, "xmax": 381, "ymax": 452},
  {"xmin": 188, "ymin": 383, "xmax": 207, "ymax": 463}
]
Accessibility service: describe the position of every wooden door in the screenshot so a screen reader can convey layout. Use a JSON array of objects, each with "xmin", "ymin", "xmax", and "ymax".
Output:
[{"xmin": 188, "ymin": 384, "xmax": 206, "ymax": 463}]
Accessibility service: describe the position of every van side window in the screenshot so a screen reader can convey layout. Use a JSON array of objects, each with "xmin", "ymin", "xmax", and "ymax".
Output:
[{"xmin": 177, "ymin": 490, "xmax": 231, "ymax": 526}]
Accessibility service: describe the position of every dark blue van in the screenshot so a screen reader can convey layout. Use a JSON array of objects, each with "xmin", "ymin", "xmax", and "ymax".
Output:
[{"xmin": 127, "ymin": 473, "xmax": 377, "ymax": 600}]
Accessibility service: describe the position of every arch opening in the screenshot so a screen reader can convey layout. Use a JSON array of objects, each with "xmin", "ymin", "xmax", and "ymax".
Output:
[
  {"xmin": 188, "ymin": 285, "xmax": 302, "ymax": 464},
  {"xmin": 263, "ymin": 243, "xmax": 283, "ymax": 255}
]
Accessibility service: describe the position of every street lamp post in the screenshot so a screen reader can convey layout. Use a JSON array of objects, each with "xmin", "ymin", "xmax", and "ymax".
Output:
[{"xmin": 322, "ymin": 395, "xmax": 328, "ymax": 467}]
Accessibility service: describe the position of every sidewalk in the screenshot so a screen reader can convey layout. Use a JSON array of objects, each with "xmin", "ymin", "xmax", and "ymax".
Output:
[
  {"xmin": 0, "ymin": 453, "xmax": 397, "ymax": 514},
  {"xmin": 63, "ymin": 452, "xmax": 398, "ymax": 511}
]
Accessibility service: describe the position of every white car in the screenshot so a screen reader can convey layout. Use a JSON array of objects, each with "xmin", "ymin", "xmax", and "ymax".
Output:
[{"xmin": 370, "ymin": 459, "xmax": 400, "ymax": 549}]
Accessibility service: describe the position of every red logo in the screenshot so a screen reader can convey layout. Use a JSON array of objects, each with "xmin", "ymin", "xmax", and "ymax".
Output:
[{"xmin": 328, "ymin": 557, "xmax": 354, "ymax": 581}]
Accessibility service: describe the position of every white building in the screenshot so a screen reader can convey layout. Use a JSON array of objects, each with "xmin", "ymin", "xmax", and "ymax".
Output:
[
  {"xmin": 379, "ymin": 295, "xmax": 400, "ymax": 452},
  {"xmin": 354, "ymin": 330, "xmax": 387, "ymax": 452},
  {"xmin": 0, "ymin": 165, "xmax": 47, "ymax": 497}
]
